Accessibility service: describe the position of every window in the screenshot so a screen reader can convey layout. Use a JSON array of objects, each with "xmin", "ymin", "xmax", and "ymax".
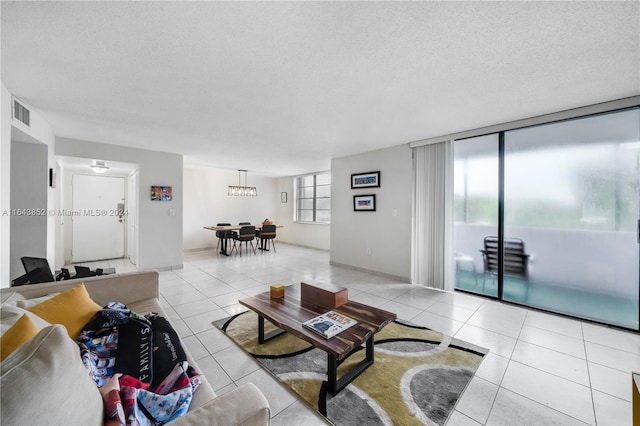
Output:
[{"xmin": 295, "ymin": 172, "xmax": 331, "ymax": 223}]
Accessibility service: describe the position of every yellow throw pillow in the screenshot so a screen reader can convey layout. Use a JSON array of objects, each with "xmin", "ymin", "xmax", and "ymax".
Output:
[
  {"xmin": 0, "ymin": 314, "xmax": 39, "ymax": 361},
  {"xmin": 27, "ymin": 283, "xmax": 102, "ymax": 338}
]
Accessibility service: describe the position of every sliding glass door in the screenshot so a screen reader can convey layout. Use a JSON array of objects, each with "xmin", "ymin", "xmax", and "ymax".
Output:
[
  {"xmin": 453, "ymin": 134, "xmax": 499, "ymax": 297},
  {"xmin": 503, "ymin": 109, "xmax": 639, "ymax": 329},
  {"xmin": 453, "ymin": 107, "xmax": 639, "ymax": 330}
]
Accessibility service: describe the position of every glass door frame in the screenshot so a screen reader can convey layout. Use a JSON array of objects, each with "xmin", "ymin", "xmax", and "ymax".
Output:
[{"xmin": 453, "ymin": 106, "xmax": 640, "ymax": 333}]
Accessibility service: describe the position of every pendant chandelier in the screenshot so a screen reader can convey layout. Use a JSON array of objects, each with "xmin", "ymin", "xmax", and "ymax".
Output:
[{"xmin": 228, "ymin": 169, "xmax": 257, "ymax": 197}]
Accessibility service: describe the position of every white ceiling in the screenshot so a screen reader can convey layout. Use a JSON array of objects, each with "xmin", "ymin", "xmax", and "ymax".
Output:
[{"xmin": 2, "ymin": 1, "xmax": 638, "ymax": 177}]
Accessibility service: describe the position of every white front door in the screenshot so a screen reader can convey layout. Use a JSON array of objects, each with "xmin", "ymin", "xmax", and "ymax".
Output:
[{"xmin": 72, "ymin": 174, "xmax": 125, "ymax": 262}]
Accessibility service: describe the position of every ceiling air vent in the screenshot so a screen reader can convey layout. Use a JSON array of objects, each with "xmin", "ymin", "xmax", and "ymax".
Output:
[{"xmin": 12, "ymin": 96, "xmax": 30, "ymax": 128}]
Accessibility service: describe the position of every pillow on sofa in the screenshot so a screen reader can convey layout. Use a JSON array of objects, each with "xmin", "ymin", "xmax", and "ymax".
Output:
[
  {"xmin": 0, "ymin": 324, "xmax": 104, "ymax": 425},
  {"xmin": 27, "ymin": 283, "xmax": 102, "ymax": 338},
  {"xmin": 0, "ymin": 314, "xmax": 40, "ymax": 361}
]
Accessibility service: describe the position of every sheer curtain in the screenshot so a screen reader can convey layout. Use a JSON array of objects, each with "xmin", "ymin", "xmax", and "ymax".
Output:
[{"xmin": 411, "ymin": 141, "xmax": 453, "ymax": 289}]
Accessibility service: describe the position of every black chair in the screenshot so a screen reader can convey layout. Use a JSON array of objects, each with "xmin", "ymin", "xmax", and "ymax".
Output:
[
  {"xmin": 229, "ymin": 222, "xmax": 252, "ymax": 241},
  {"xmin": 74, "ymin": 265, "xmax": 96, "ymax": 278},
  {"xmin": 479, "ymin": 236, "xmax": 530, "ymax": 290},
  {"xmin": 215, "ymin": 223, "xmax": 231, "ymax": 251},
  {"xmin": 256, "ymin": 224, "xmax": 277, "ymax": 252},
  {"xmin": 96, "ymin": 267, "xmax": 116, "ymax": 276},
  {"xmin": 231, "ymin": 226, "xmax": 256, "ymax": 256},
  {"xmin": 60, "ymin": 268, "xmax": 72, "ymax": 280},
  {"xmin": 11, "ymin": 257, "xmax": 55, "ymax": 286},
  {"xmin": 231, "ymin": 222, "xmax": 251, "ymax": 237}
]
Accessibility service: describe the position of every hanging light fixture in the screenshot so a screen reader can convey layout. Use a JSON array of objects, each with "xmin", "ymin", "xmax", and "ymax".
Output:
[
  {"xmin": 228, "ymin": 169, "xmax": 257, "ymax": 197},
  {"xmin": 90, "ymin": 160, "xmax": 109, "ymax": 173}
]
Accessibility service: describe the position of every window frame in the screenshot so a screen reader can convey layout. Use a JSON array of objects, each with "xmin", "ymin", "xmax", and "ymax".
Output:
[{"xmin": 294, "ymin": 171, "xmax": 331, "ymax": 224}]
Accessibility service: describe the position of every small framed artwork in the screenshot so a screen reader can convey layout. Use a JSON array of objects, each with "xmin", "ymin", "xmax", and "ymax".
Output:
[
  {"xmin": 281, "ymin": 192, "xmax": 288, "ymax": 203},
  {"xmin": 151, "ymin": 185, "xmax": 173, "ymax": 201},
  {"xmin": 351, "ymin": 171, "xmax": 380, "ymax": 189},
  {"xmin": 353, "ymin": 194, "xmax": 376, "ymax": 211}
]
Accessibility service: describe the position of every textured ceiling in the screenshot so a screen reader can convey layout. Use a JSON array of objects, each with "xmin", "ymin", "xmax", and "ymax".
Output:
[{"xmin": 2, "ymin": 1, "xmax": 639, "ymax": 176}]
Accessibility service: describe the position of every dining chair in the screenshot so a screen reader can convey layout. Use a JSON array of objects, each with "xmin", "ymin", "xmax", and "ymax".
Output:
[
  {"xmin": 256, "ymin": 224, "xmax": 277, "ymax": 252},
  {"xmin": 231, "ymin": 225, "xmax": 257, "ymax": 256},
  {"xmin": 230, "ymin": 222, "xmax": 251, "ymax": 239},
  {"xmin": 215, "ymin": 223, "xmax": 231, "ymax": 251}
]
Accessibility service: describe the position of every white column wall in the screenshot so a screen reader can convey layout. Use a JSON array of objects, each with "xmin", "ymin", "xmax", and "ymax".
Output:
[
  {"xmin": 330, "ymin": 145, "xmax": 412, "ymax": 280},
  {"xmin": 1, "ymin": 83, "xmax": 12, "ymax": 285},
  {"xmin": 1, "ymin": 84, "xmax": 56, "ymax": 286}
]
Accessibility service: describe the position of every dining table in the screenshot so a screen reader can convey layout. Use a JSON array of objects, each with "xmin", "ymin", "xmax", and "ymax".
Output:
[{"xmin": 204, "ymin": 224, "xmax": 283, "ymax": 256}]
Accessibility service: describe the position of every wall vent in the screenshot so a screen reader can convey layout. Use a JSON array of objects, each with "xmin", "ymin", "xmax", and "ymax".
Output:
[{"xmin": 12, "ymin": 96, "xmax": 30, "ymax": 128}]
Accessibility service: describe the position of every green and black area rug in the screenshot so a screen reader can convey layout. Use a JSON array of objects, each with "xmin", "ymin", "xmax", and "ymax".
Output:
[{"xmin": 214, "ymin": 311, "xmax": 488, "ymax": 426}]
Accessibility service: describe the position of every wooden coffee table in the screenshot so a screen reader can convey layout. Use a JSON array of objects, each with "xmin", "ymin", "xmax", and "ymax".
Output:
[{"xmin": 239, "ymin": 288, "xmax": 396, "ymax": 398}]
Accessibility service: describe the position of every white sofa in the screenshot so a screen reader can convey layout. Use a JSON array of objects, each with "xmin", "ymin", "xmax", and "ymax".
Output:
[{"xmin": 0, "ymin": 270, "xmax": 270, "ymax": 426}]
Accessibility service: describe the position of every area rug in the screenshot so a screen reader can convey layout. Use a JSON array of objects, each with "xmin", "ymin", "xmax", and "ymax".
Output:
[{"xmin": 214, "ymin": 311, "xmax": 488, "ymax": 426}]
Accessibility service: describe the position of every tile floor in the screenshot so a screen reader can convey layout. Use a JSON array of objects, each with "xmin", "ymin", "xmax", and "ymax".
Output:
[{"xmin": 87, "ymin": 244, "xmax": 638, "ymax": 425}]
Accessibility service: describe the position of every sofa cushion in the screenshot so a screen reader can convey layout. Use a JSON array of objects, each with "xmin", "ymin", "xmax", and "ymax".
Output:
[
  {"xmin": 0, "ymin": 314, "xmax": 40, "ymax": 361},
  {"xmin": 171, "ymin": 383, "xmax": 270, "ymax": 426},
  {"xmin": 1, "ymin": 292, "xmax": 26, "ymax": 305},
  {"xmin": 0, "ymin": 324, "xmax": 104, "ymax": 425},
  {"xmin": 1, "ymin": 304, "xmax": 51, "ymax": 334},
  {"xmin": 15, "ymin": 292, "xmax": 61, "ymax": 309},
  {"xmin": 27, "ymin": 283, "xmax": 102, "ymax": 338}
]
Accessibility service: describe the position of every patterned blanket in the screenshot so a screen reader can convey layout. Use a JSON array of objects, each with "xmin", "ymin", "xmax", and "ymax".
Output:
[{"xmin": 77, "ymin": 302, "xmax": 202, "ymax": 425}]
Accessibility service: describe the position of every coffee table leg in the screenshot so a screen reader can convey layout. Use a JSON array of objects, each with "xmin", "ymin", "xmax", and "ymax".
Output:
[
  {"xmin": 327, "ymin": 335, "xmax": 374, "ymax": 396},
  {"xmin": 258, "ymin": 315, "xmax": 286, "ymax": 344}
]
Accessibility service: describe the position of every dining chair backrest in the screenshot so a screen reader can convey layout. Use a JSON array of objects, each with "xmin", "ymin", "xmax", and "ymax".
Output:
[
  {"xmin": 216, "ymin": 223, "xmax": 231, "ymax": 238},
  {"xmin": 238, "ymin": 226, "xmax": 256, "ymax": 240},
  {"xmin": 259, "ymin": 224, "xmax": 276, "ymax": 238},
  {"xmin": 238, "ymin": 222, "xmax": 251, "ymax": 226}
]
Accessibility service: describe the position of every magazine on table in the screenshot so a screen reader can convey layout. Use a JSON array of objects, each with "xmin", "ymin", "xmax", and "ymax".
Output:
[{"xmin": 303, "ymin": 311, "xmax": 357, "ymax": 339}]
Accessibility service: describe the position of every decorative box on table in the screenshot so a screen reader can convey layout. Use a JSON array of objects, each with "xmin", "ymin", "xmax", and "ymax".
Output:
[{"xmin": 300, "ymin": 280, "xmax": 348, "ymax": 310}]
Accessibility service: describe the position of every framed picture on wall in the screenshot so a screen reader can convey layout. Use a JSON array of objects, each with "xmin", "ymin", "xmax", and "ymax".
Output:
[
  {"xmin": 281, "ymin": 192, "xmax": 288, "ymax": 203},
  {"xmin": 351, "ymin": 171, "xmax": 380, "ymax": 189},
  {"xmin": 353, "ymin": 194, "xmax": 376, "ymax": 211},
  {"xmin": 151, "ymin": 186, "xmax": 172, "ymax": 201}
]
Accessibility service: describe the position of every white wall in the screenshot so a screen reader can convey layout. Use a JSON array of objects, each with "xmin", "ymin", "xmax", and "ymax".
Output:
[
  {"xmin": 1, "ymin": 84, "xmax": 57, "ymax": 285},
  {"xmin": 183, "ymin": 168, "xmax": 332, "ymax": 251},
  {"xmin": 56, "ymin": 137, "xmax": 183, "ymax": 271},
  {"xmin": 9, "ymin": 140, "xmax": 48, "ymax": 279},
  {"xmin": 274, "ymin": 176, "xmax": 330, "ymax": 250},
  {"xmin": 330, "ymin": 145, "xmax": 413, "ymax": 280},
  {"xmin": 1, "ymin": 83, "xmax": 12, "ymax": 285},
  {"xmin": 183, "ymin": 167, "xmax": 278, "ymax": 251}
]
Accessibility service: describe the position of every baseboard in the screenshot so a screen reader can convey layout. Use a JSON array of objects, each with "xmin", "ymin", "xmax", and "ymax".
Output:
[
  {"xmin": 328, "ymin": 260, "xmax": 410, "ymax": 283},
  {"xmin": 278, "ymin": 241, "xmax": 329, "ymax": 252},
  {"xmin": 183, "ymin": 246, "xmax": 215, "ymax": 253},
  {"xmin": 153, "ymin": 264, "xmax": 184, "ymax": 272}
]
